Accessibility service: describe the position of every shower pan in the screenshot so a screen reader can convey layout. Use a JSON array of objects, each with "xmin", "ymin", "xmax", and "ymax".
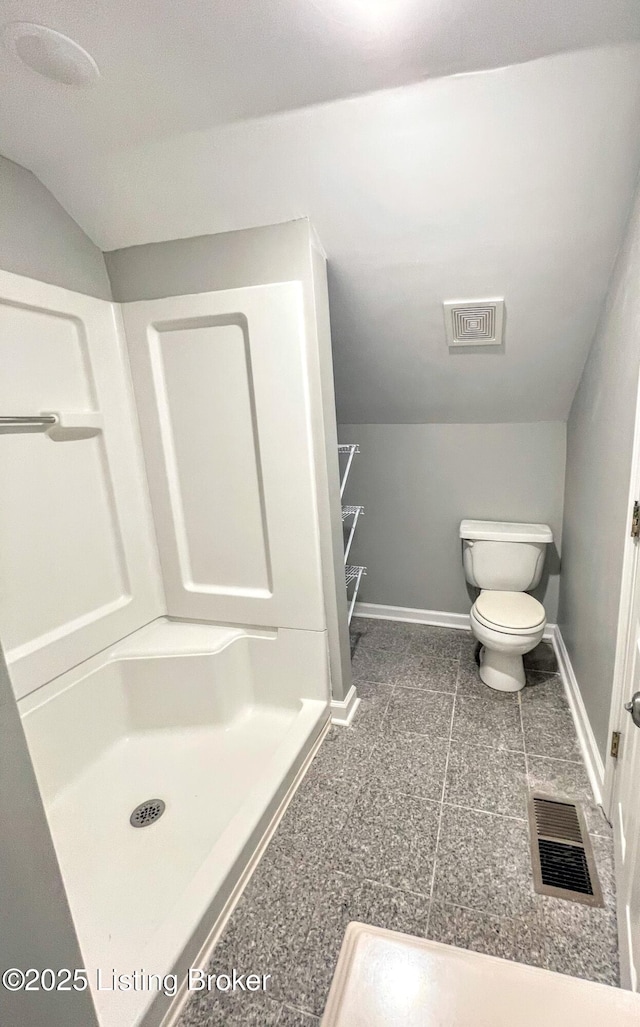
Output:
[
  {"xmin": 20, "ymin": 620, "xmax": 327, "ymax": 1027},
  {"xmin": 0, "ymin": 227, "xmax": 343, "ymax": 1027}
]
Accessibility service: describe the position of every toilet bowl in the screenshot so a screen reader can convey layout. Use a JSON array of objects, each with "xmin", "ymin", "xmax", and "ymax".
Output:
[
  {"xmin": 460, "ymin": 520, "xmax": 553, "ymax": 694},
  {"xmin": 470, "ymin": 590, "xmax": 546, "ymax": 692}
]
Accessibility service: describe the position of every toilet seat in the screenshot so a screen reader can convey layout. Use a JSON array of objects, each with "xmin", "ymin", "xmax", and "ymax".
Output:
[{"xmin": 473, "ymin": 590, "xmax": 545, "ymax": 635}]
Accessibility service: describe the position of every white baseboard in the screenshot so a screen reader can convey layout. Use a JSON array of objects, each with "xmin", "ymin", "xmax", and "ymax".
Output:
[
  {"xmin": 353, "ymin": 601, "xmax": 556, "ymax": 641},
  {"xmin": 353, "ymin": 601, "xmax": 470, "ymax": 630},
  {"xmin": 551, "ymin": 625, "xmax": 605, "ymax": 804},
  {"xmin": 330, "ymin": 684, "xmax": 360, "ymax": 727}
]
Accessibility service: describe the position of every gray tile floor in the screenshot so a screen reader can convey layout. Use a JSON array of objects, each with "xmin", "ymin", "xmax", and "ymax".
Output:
[{"xmin": 179, "ymin": 620, "xmax": 618, "ymax": 1026}]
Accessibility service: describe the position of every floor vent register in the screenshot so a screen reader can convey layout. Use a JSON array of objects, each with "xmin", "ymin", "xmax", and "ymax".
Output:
[{"xmin": 528, "ymin": 794, "xmax": 603, "ymax": 907}]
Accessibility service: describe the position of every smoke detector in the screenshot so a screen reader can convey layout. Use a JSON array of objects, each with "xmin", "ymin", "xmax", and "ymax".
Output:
[
  {"xmin": 2, "ymin": 23, "xmax": 100, "ymax": 86},
  {"xmin": 443, "ymin": 299, "xmax": 505, "ymax": 348}
]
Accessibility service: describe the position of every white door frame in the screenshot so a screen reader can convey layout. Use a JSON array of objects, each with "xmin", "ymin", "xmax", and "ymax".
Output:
[{"xmin": 602, "ymin": 364, "xmax": 640, "ymax": 815}]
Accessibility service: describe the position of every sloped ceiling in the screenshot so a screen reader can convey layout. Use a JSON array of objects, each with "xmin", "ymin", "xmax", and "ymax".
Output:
[
  {"xmin": 1, "ymin": 4, "xmax": 640, "ymax": 422},
  {"xmin": 1, "ymin": 0, "xmax": 639, "ymax": 166}
]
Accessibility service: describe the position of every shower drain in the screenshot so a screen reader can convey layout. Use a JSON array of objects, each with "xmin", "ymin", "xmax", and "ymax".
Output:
[{"xmin": 129, "ymin": 799, "xmax": 166, "ymax": 828}]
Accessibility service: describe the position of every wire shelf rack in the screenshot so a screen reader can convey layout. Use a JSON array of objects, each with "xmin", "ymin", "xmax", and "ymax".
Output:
[
  {"xmin": 338, "ymin": 443, "xmax": 359, "ymax": 498},
  {"xmin": 342, "ymin": 505, "xmax": 364, "ymax": 564},
  {"xmin": 345, "ymin": 564, "xmax": 366, "ymax": 624}
]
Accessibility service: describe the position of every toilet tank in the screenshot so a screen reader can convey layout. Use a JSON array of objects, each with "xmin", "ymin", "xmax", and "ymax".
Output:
[{"xmin": 460, "ymin": 520, "xmax": 553, "ymax": 591}]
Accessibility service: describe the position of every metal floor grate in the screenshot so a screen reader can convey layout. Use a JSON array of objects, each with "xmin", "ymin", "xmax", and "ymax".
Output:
[
  {"xmin": 533, "ymin": 796, "xmax": 583, "ymax": 843},
  {"xmin": 528, "ymin": 794, "xmax": 603, "ymax": 907}
]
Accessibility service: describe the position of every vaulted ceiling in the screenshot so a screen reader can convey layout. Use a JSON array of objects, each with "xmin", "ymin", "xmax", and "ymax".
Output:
[
  {"xmin": 1, "ymin": 0, "xmax": 640, "ymax": 167},
  {"xmin": 1, "ymin": 2, "xmax": 640, "ymax": 422}
]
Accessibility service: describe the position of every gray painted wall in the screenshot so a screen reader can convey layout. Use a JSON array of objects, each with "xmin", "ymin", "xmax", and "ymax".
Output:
[
  {"xmin": 0, "ymin": 156, "xmax": 111, "ymax": 299},
  {"xmin": 558, "ymin": 180, "xmax": 640, "ymax": 761},
  {"xmin": 55, "ymin": 47, "xmax": 640, "ymax": 428},
  {"xmin": 0, "ymin": 646, "xmax": 98, "ymax": 1026},
  {"xmin": 339, "ymin": 422, "xmax": 566, "ymax": 621},
  {"xmin": 105, "ymin": 220, "xmax": 312, "ymax": 300}
]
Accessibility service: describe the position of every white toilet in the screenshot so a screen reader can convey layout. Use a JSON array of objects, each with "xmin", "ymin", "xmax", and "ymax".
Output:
[{"xmin": 460, "ymin": 520, "xmax": 553, "ymax": 692}]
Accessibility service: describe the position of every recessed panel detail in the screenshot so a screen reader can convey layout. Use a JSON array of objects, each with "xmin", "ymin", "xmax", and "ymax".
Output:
[{"xmin": 152, "ymin": 318, "xmax": 271, "ymax": 595}]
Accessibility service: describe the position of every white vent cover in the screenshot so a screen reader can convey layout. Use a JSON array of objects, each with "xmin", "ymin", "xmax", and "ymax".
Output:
[{"xmin": 443, "ymin": 299, "xmax": 505, "ymax": 348}]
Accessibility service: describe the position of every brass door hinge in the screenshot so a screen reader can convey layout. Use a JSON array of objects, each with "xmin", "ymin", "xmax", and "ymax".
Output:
[
  {"xmin": 632, "ymin": 500, "xmax": 640, "ymax": 539},
  {"xmin": 610, "ymin": 730, "xmax": 621, "ymax": 759}
]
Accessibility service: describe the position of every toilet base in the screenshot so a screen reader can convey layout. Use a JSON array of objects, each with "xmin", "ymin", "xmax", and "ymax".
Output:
[{"xmin": 479, "ymin": 646, "xmax": 526, "ymax": 692}]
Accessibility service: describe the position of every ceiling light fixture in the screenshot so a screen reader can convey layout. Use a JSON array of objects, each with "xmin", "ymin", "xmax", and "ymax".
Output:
[
  {"xmin": 310, "ymin": 0, "xmax": 414, "ymax": 35},
  {"xmin": 2, "ymin": 22, "xmax": 100, "ymax": 86}
]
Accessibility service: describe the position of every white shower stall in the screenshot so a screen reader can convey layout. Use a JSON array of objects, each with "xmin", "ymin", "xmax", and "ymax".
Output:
[{"xmin": 0, "ymin": 228, "xmax": 346, "ymax": 1027}]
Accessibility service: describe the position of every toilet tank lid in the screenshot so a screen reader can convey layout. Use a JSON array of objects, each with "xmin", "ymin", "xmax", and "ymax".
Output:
[{"xmin": 460, "ymin": 520, "xmax": 553, "ymax": 543}]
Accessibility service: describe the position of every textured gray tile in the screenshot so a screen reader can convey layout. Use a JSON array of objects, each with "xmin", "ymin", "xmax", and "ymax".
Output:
[
  {"xmin": 189, "ymin": 853, "xmax": 322, "ymax": 1017},
  {"xmin": 521, "ymin": 671, "xmax": 568, "ymax": 709},
  {"xmin": 356, "ymin": 679, "xmax": 393, "ymax": 701},
  {"xmin": 351, "ymin": 645, "xmax": 404, "ymax": 685},
  {"xmin": 451, "ymin": 695, "xmax": 524, "ymax": 751},
  {"xmin": 282, "ymin": 872, "xmax": 354, "ymax": 1015},
  {"xmin": 355, "ymin": 646, "xmax": 459, "ymax": 693},
  {"xmin": 445, "ymin": 740, "xmax": 528, "ymax": 818},
  {"xmin": 352, "ymin": 684, "xmax": 395, "ymax": 735},
  {"xmin": 350, "ymin": 617, "xmax": 410, "ymax": 655},
  {"xmin": 526, "ymin": 755, "xmax": 611, "ymax": 837},
  {"xmin": 394, "ymin": 654, "xmax": 459, "ymax": 693},
  {"xmin": 366, "ymin": 731, "xmax": 448, "ymax": 801},
  {"xmin": 523, "ymin": 642, "xmax": 558, "ymax": 673},
  {"xmin": 382, "ymin": 687, "xmax": 454, "ymax": 738},
  {"xmin": 433, "ymin": 805, "xmax": 538, "ymax": 919},
  {"xmin": 458, "ymin": 632, "xmax": 480, "ymax": 668},
  {"xmin": 588, "ymin": 803, "xmax": 614, "ymax": 839},
  {"xmin": 308, "ymin": 725, "xmax": 376, "ymax": 783},
  {"xmin": 427, "ymin": 902, "xmax": 545, "ymax": 967},
  {"xmin": 591, "ymin": 834, "xmax": 616, "ymax": 911},
  {"xmin": 356, "ymin": 876, "xmax": 431, "ymax": 935},
  {"xmin": 456, "ymin": 662, "xmax": 518, "ymax": 702},
  {"xmin": 289, "ymin": 873, "xmax": 430, "ymax": 1017},
  {"xmin": 406, "ymin": 625, "xmax": 464, "ymax": 660},
  {"xmin": 179, "ymin": 989, "xmax": 281, "ymax": 1026},
  {"xmin": 337, "ymin": 785, "xmax": 440, "ymax": 893},
  {"xmin": 266, "ymin": 771, "xmax": 361, "ymax": 869},
  {"xmin": 521, "ymin": 703, "xmax": 581, "ymax": 760},
  {"xmin": 537, "ymin": 896, "xmax": 619, "ymax": 985},
  {"xmin": 278, "ymin": 1006, "xmax": 320, "ymax": 1026}
]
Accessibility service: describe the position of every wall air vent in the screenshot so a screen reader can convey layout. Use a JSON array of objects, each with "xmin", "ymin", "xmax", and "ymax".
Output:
[{"xmin": 443, "ymin": 298, "xmax": 505, "ymax": 348}]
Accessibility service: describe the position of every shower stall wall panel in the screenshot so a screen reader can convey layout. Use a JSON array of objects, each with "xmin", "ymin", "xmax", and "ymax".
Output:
[
  {"xmin": 0, "ymin": 269, "xmax": 164, "ymax": 700},
  {"xmin": 3, "ymin": 269, "xmax": 332, "ymax": 1027},
  {"xmin": 122, "ymin": 281, "xmax": 325, "ymax": 630}
]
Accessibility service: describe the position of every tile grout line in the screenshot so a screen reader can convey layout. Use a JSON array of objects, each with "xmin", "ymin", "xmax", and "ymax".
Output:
[
  {"xmin": 430, "ymin": 895, "xmax": 540, "ymax": 927},
  {"xmin": 425, "ymin": 643, "xmax": 462, "ymax": 934},
  {"xmin": 394, "ymin": 683, "xmax": 458, "ymax": 697},
  {"xmin": 360, "ymin": 634, "xmax": 615, "ymax": 978},
  {"xmin": 181, "ymin": 634, "xmax": 614, "ymax": 1025},
  {"xmin": 518, "ymin": 690, "xmax": 530, "ymax": 783},
  {"xmin": 442, "ymin": 799, "xmax": 527, "ymax": 823},
  {"xmin": 280, "ymin": 1001, "xmax": 320, "ymax": 1024}
]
